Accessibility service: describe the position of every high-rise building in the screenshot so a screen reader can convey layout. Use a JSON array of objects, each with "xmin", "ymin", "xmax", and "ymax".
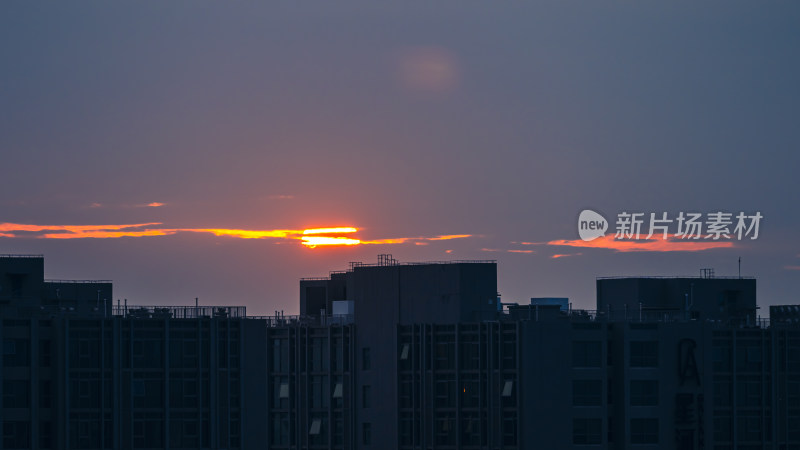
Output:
[{"xmin": 1, "ymin": 253, "xmax": 799, "ymax": 449}]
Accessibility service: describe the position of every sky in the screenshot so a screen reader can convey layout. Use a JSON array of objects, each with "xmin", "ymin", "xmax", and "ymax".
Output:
[{"xmin": 1, "ymin": 1, "xmax": 798, "ymax": 316}]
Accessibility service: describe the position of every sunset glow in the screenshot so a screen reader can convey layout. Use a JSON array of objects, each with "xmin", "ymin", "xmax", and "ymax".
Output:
[
  {"xmin": 0, "ymin": 222, "xmax": 473, "ymax": 250},
  {"xmin": 301, "ymin": 236, "xmax": 362, "ymax": 248}
]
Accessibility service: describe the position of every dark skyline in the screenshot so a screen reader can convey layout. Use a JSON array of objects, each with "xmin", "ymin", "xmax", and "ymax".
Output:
[{"xmin": 1, "ymin": 2, "xmax": 799, "ymax": 315}]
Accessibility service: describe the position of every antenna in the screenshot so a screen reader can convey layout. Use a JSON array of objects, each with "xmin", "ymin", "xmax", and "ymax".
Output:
[{"xmin": 738, "ymin": 257, "xmax": 741, "ymax": 279}]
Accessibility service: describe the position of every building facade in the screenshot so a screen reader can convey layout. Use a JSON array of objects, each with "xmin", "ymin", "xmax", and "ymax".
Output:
[{"xmin": 1, "ymin": 254, "xmax": 799, "ymax": 449}]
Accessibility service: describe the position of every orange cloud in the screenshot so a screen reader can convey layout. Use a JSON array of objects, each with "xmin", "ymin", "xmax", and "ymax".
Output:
[
  {"xmin": 428, "ymin": 234, "xmax": 472, "ymax": 241},
  {"xmin": 552, "ymin": 253, "xmax": 582, "ymax": 259},
  {"xmin": 547, "ymin": 234, "xmax": 734, "ymax": 252},
  {"xmin": 146, "ymin": 202, "xmax": 165, "ymax": 207},
  {"xmin": 360, "ymin": 238, "xmax": 412, "ymax": 245},
  {"xmin": 0, "ymin": 222, "xmax": 473, "ymax": 249},
  {"xmin": 191, "ymin": 229, "xmax": 297, "ymax": 239},
  {"xmin": 785, "ymin": 265, "xmax": 800, "ymax": 271},
  {"xmin": 361, "ymin": 234, "xmax": 472, "ymax": 245},
  {"xmin": 42, "ymin": 229, "xmax": 176, "ymax": 239},
  {"xmin": 508, "ymin": 249, "xmax": 534, "ymax": 254},
  {"xmin": 0, "ymin": 222, "xmax": 166, "ymax": 239},
  {"xmin": 0, "ymin": 222, "xmax": 162, "ymax": 234}
]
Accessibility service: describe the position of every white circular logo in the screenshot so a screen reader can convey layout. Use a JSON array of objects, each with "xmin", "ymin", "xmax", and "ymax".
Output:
[{"xmin": 578, "ymin": 209, "xmax": 608, "ymax": 241}]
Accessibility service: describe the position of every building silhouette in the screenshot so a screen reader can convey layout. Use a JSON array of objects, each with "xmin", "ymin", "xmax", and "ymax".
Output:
[{"xmin": 0, "ymin": 254, "xmax": 799, "ymax": 449}]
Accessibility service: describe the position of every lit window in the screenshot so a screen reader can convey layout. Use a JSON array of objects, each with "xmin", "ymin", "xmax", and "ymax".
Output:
[
  {"xmin": 400, "ymin": 344, "xmax": 409, "ymax": 360},
  {"xmin": 502, "ymin": 380, "xmax": 513, "ymax": 397},
  {"xmin": 309, "ymin": 419, "xmax": 321, "ymax": 435},
  {"xmin": 279, "ymin": 383, "xmax": 289, "ymax": 399}
]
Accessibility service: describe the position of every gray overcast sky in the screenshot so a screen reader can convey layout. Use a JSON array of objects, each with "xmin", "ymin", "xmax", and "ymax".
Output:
[{"xmin": 1, "ymin": 1, "xmax": 798, "ymax": 315}]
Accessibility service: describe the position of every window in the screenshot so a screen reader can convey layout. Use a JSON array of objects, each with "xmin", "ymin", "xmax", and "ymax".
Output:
[
  {"xmin": 362, "ymin": 422, "xmax": 371, "ymax": 445},
  {"xmin": 461, "ymin": 341, "xmax": 480, "ymax": 370},
  {"xmin": 737, "ymin": 415, "xmax": 762, "ymax": 442},
  {"xmin": 400, "ymin": 414, "xmax": 415, "ymax": 446},
  {"xmin": 333, "ymin": 383, "xmax": 343, "ymax": 399},
  {"xmin": 272, "ymin": 339, "xmax": 288, "ymax": 372},
  {"xmin": 630, "ymin": 341, "xmax": 658, "ymax": 368},
  {"xmin": 362, "ymin": 385, "xmax": 371, "ymax": 408},
  {"xmin": 607, "ymin": 417, "xmax": 614, "ymax": 444},
  {"xmin": 309, "ymin": 419, "xmax": 322, "ymax": 435},
  {"xmin": 39, "ymin": 421, "xmax": 52, "ymax": 449},
  {"xmin": 40, "ymin": 381, "xmax": 52, "ymax": 408},
  {"xmin": 400, "ymin": 375, "xmax": 414, "ymax": 408},
  {"xmin": 573, "ymin": 341, "xmax": 602, "ymax": 368},
  {"xmin": 310, "ymin": 338, "xmax": 328, "ymax": 372},
  {"xmin": 436, "ymin": 415, "xmax": 456, "ymax": 446},
  {"xmin": 630, "ymin": 380, "xmax": 658, "ymax": 406},
  {"xmin": 310, "ymin": 375, "xmax": 329, "ymax": 409},
  {"xmin": 170, "ymin": 378, "xmax": 198, "ymax": 408},
  {"xmin": 435, "ymin": 376, "xmax": 456, "ymax": 407},
  {"xmin": 271, "ymin": 415, "xmax": 289, "ymax": 445},
  {"xmin": 3, "ymin": 421, "xmax": 30, "ymax": 449},
  {"xmin": 133, "ymin": 419, "xmax": 163, "ymax": 448},
  {"xmin": 736, "ymin": 377, "xmax": 762, "ymax": 407},
  {"xmin": 630, "ymin": 418, "xmax": 658, "ymax": 444},
  {"xmin": 435, "ymin": 341, "xmax": 455, "ymax": 370},
  {"xmin": 502, "ymin": 380, "xmax": 513, "ymax": 397},
  {"xmin": 713, "ymin": 379, "xmax": 731, "ymax": 407},
  {"xmin": 9, "ymin": 273, "xmax": 25, "ymax": 297},
  {"xmin": 279, "ymin": 382, "xmax": 289, "ymax": 399},
  {"xmin": 460, "ymin": 413, "xmax": 479, "ymax": 445},
  {"xmin": 400, "ymin": 343, "xmax": 409, "ymax": 360},
  {"xmin": 333, "ymin": 418, "xmax": 344, "ymax": 446},
  {"xmin": 573, "ymin": 418, "xmax": 601, "ymax": 445},
  {"xmin": 713, "ymin": 342, "xmax": 731, "ymax": 371},
  {"xmin": 133, "ymin": 380, "xmax": 145, "ymax": 397},
  {"xmin": 39, "ymin": 340, "xmax": 52, "ymax": 367},
  {"xmin": 3, "ymin": 380, "xmax": 30, "ymax": 408},
  {"xmin": 713, "ymin": 416, "xmax": 732, "ymax": 442},
  {"xmin": 460, "ymin": 375, "xmax": 479, "ymax": 408},
  {"xmin": 3, "ymin": 339, "xmax": 30, "ymax": 367},
  {"xmin": 573, "ymin": 380, "xmax": 602, "ymax": 406},
  {"xmin": 362, "ymin": 347, "xmax": 371, "ymax": 370},
  {"xmin": 502, "ymin": 412, "xmax": 517, "ymax": 445}
]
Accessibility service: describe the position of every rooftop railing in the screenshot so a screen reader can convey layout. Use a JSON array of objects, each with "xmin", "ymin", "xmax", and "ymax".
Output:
[
  {"xmin": 502, "ymin": 307, "xmax": 773, "ymax": 328},
  {"xmin": 112, "ymin": 305, "xmax": 246, "ymax": 319},
  {"xmin": 45, "ymin": 279, "xmax": 113, "ymax": 284},
  {"xmin": 304, "ymin": 259, "xmax": 497, "ymax": 279},
  {"xmin": 597, "ymin": 275, "xmax": 755, "ymax": 280}
]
